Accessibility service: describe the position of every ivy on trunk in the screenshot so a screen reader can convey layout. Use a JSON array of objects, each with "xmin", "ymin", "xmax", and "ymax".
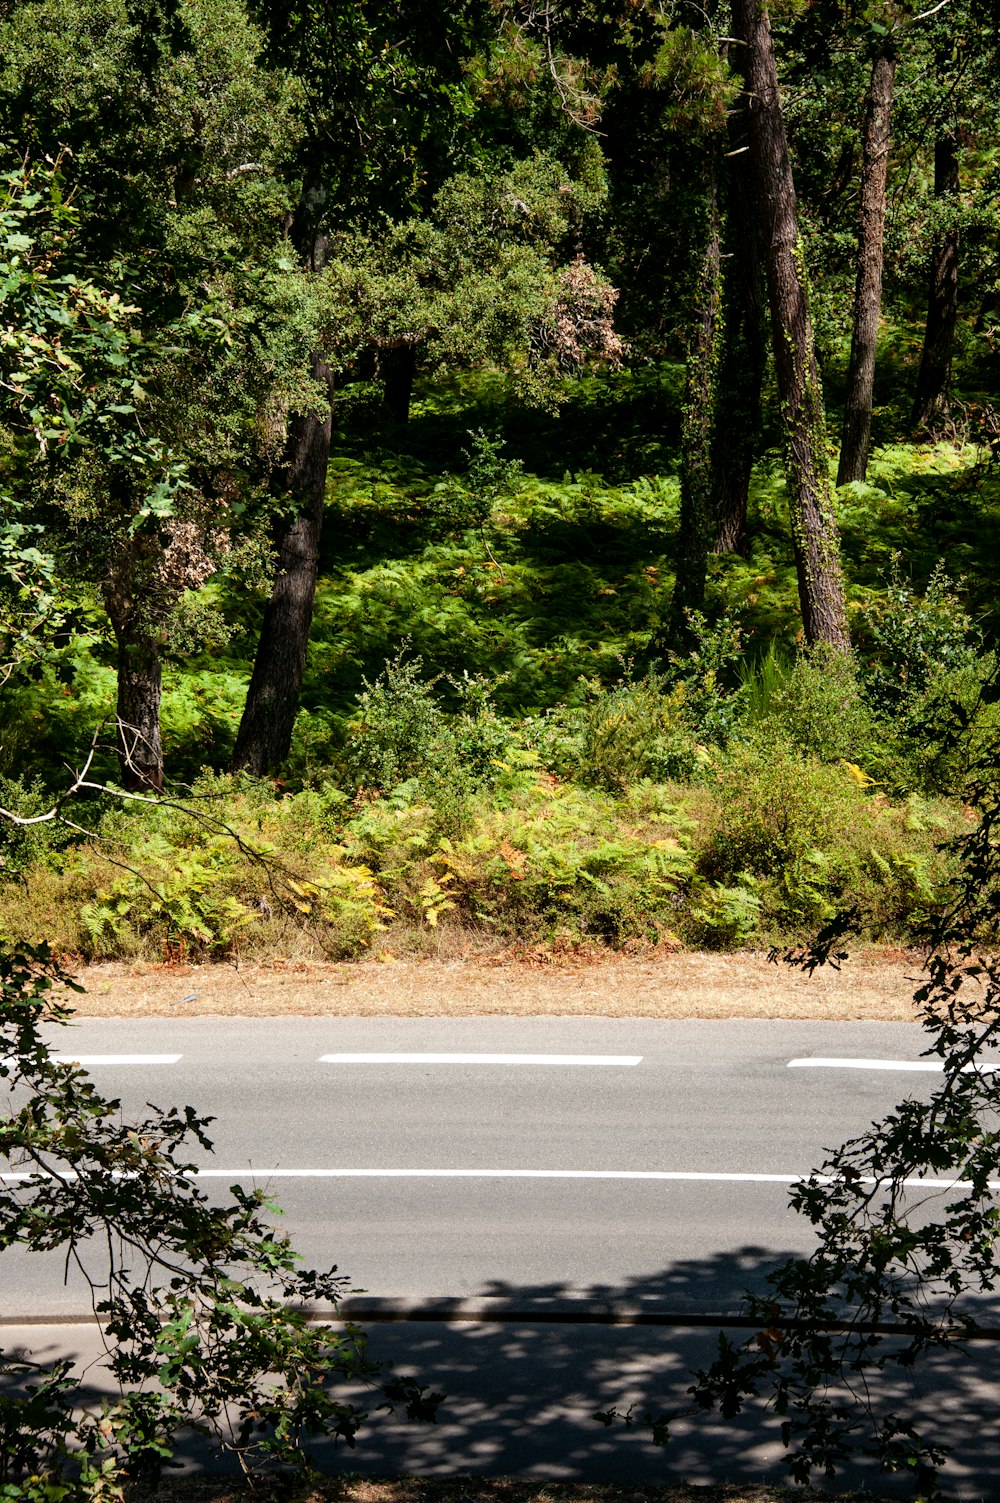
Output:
[
  {"xmin": 730, "ymin": 0, "xmax": 851, "ymax": 651},
  {"xmin": 838, "ymin": 47, "xmax": 896, "ymax": 486}
]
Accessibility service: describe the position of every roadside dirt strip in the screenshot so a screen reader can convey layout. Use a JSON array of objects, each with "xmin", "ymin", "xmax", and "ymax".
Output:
[{"xmin": 68, "ymin": 949, "xmax": 925, "ymax": 1021}]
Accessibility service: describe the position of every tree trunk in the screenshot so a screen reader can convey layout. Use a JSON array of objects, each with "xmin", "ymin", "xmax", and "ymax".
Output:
[
  {"xmin": 114, "ymin": 630, "xmax": 164, "ymax": 793},
  {"xmin": 837, "ymin": 49, "xmax": 896, "ymax": 486},
  {"xmin": 912, "ymin": 133, "xmax": 960, "ymax": 431},
  {"xmin": 381, "ymin": 343, "xmax": 417, "ymax": 424},
  {"xmin": 666, "ymin": 161, "xmax": 723, "ymax": 643},
  {"xmin": 231, "ymin": 357, "xmax": 332, "ymax": 776},
  {"xmin": 731, "ymin": 0, "xmax": 851, "ymax": 650},
  {"xmin": 711, "ymin": 110, "xmax": 766, "ymax": 555}
]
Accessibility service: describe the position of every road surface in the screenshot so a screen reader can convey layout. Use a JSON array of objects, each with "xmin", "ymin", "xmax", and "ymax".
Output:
[
  {"xmin": 4, "ymin": 1014, "xmax": 997, "ymax": 1495},
  {"xmin": 3, "ymin": 1013, "xmax": 958, "ymax": 1314}
]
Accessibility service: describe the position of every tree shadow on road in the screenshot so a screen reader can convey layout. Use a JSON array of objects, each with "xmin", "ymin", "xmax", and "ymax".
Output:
[
  {"xmin": 319, "ymin": 1247, "xmax": 1000, "ymax": 1500},
  {"xmin": 5, "ymin": 1244, "xmax": 998, "ymax": 1499}
]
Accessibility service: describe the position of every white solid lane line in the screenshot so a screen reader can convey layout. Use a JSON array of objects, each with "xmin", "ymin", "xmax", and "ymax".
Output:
[
  {"xmin": 197, "ymin": 1169, "xmax": 797, "ymax": 1181},
  {"xmin": 318, "ymin": 1053, "xmax": 643, "ymax": 1066},
  {"xmin": 4, "ymin": 1167, "xmax": 998, "ymax": 1190}
]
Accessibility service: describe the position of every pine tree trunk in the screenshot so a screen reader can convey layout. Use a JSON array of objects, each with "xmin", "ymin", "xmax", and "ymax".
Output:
[
  {"xmin": 838, "ymin": 49, "xmax": 896, "ymax": 486},
  {"xmin": 731, "ymin": 0, "xmax": 850, "ymax": 650},
  {"xmin": 114, "ymin": 630, "xmax": 164, "ymax": 793},
  {"xmin": 231, "ymin": 357, "xmax": 332, "ymax": 776},
  {"xmin": 912, "ymin": 134, "xmax": 960, "ymax": 431},
  {"xmin": 667, "ymin": 162, "xmax": 723, "ymax": 643},
  {"xmin": 711, "ymin": 112, "xmax": 766, "ymax": 555}
]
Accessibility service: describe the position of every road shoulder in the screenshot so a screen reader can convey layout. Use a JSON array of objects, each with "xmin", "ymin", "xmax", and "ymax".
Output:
[{"xmin": 67, "ymin": 949, "xmax": 924, "ymax": 1021}]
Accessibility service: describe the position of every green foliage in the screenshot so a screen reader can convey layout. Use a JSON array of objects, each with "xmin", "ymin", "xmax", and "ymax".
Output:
[
  {"xmin": 575, "ymin": 673, "xmax": 694, "ymax": 789},
  {"xmin": 0, "ymin": 777, "xmax": 61, "ymax": 878},
  {"xmin": 737, "ymin": 647, "xmax": 884, "ymax": 767},
  {"xmin": 322, "ymin": 152, "xmax": 620, "ymax": 408},
  {"xmin": 529, "ymin": 614, "xmax": 746, "ymax": 791},
  {"xmin": 424, "ymin": 429, "xmax": 526, "ymax": 536},
  {"xmin": 861, "ymin": 561, "xmax": 989, "ymax": 715},
  {"xmin": 60, "ymin": 785, "xmax": 391, "ymax": 961},
  {"xmin": 0, "ymin": 940, "xmax": 439, "ymax": 1495},
  {"xmin": 696, "ymin": 732, "xmax": 954, "ymax": 939},
  {"xmin": 729, "ymin": 566, "xmax": 1000, "ymax": 796},
  {"xmin": 0, "ymin": 746, "xmax": 957, "ymax": 959},
  {"xmin": 0, "ymin": 361, "xmax": 991, "ymax": 964},
  {"xmin": 0, "ymin": 0, "xmax": 332, "ymax": 795},
  {"xmin": 344, "ymin": 652, "xmax": 511, "ymax": 812},
  {"xmin": 0, "ymin": 159, "xmax": 191, "ymax": 675},
  {"xmin": 80, "ymin": 836, "xmax": 255, "ymax": 958},
  {"xmin": 630, "ymin": 717, "xmax": 1000, "ymax": 1493},
  {"xmin": 302, "ymin": 420, "xmax": 680, "ymax": 724}
]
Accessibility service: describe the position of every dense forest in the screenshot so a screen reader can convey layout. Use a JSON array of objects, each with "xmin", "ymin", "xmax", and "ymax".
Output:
[{"xmin": 2, "ymin": 0, "xmax": 999, "ymax": 961}]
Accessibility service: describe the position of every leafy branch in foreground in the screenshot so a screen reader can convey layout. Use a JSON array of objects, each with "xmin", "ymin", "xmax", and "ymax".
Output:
[
  {"xmin": 0, "ymin": 941, "xmax": 440, "ymax": 1498},
  {"xmin": 599, "ymin": 734, "xmax": 1000, "ymax": 1495}
]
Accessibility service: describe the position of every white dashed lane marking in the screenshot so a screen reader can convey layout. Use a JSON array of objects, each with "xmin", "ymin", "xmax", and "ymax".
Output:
[
  {"xmin": 788, "ymin": 1057, "xmax": 1000, "ymax": 1073},
  {"xmin": 318, "ymin": 1053, "xmax": 643, "ymax": 1067}
]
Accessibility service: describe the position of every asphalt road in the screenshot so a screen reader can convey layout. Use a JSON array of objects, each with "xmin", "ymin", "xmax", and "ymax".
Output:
[
  {"xmin": 6, "ymin": 1014, "xmax": 1000, "ymax": 1495},
  {"xmin": 2, "ymin": 1014, "xmax": 957, "ymax": 1316}
]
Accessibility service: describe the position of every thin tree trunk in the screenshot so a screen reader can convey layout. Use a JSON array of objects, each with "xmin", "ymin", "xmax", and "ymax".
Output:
[
  {"xmin": 232, "ymin": 357, "xmax": 332, "ymax": 776},
  {"xmin": 731, "ymin": 0, "xmax": 850, "ymax": 649},
  {"xmin": 711, "ymin": 112, "xmax": 766, "ymax": 555},
  {"xmin": 838, "ymin": 49, "xmax": 896, "ymax": 485},
  {"xmin": 666, "ymin": 160, "xmax": 723, "ymax": 643},
  {"xmin": 912, "ymin": 133, "xmax": 960, "ymax": 431},
  {"xmin": 114, "ymin": 630, "xmax": 163, "ymax": 792}
]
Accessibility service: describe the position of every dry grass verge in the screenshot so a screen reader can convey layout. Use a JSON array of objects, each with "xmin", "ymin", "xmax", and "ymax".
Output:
[{"xmin": 68, "ymin": 948, "xmax": 925, "ymax": 1020}]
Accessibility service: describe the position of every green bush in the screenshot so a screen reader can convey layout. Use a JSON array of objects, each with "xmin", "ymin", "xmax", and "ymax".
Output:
[
  {"xmin": 861, "ymin": 562, "xmax": 986, "ymax": 715},
  {"xmin": 80, "ymin": 835, "xmax": 256, "ymax": 959},
  {"xmin": 0, "ymin": 776, "xmax": 62, "ymax": 877},
  {"xmin": 0, "ymin": 733, "xmax": 963, "ymax": 960},
  {"xmin": 343, "ymin": 652, "xmax": 511, "ymax": 817},
  {"xmin": 3, "ymin": 782, "xmax": 393, "ymax": 962},
  {"xmin": 432, "ymin": 779, "xmax": 695, "ymax": 945},
  {"xmin": 736, "ymin": 647, "xmax": 886, "ymax": 771},
  {"xmin": 530, "ymin": 617, "xmax": 745, "ymax": 791},
  {"xmin": 695, "ymin": 732, "xmax": 956, "ymax": 940},
  {"xmin": 855, "ymin": 563, "xmax": 1000, "ymax": 793},
  {"xmin": 575, "ymin": 673, "xmax": 696, "ymax": 788}
]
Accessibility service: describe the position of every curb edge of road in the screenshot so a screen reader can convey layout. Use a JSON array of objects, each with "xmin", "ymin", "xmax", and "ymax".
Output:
[
  {"xmin": 6, "ymin": 1297, "xmax": 1000, "ymax": 1337},
  {"xmin": 0, "ymin": 1300, "xmax": 747, "ymax": 1329}
]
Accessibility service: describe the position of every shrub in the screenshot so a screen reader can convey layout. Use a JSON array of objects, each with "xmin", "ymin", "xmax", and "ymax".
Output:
[
  {"xmin": 856, "ymin": 562, "xmax": 1000, "ymax": 793},
  {"xmin": 423, "ymin": 428, "xmax": 525, "ymax": 536},
  {"xmin": 0, "ymin": 776, "xmax": 63, "ymax": 877},
  {"xmin": 0, "ymin": 742, "xmax": 961, "ymax": 960},
  {"xmin": 736, "ymin": 647, "xmax": 886, "ymax": 771},
  {"xmin": 419, "ymin": 777, "xmax": 696, "ymax": 946},
  {"xmin": 575, "ymin": 672, "xmax": 696, "ymax": 788},
  {"xmin": 554, "ymin": 617, "xmax": 745, "ymax": 791},
  {"xmin": 861, "ymin": 561, "xmax": 985, "ymax": 715},
  {"xmin": 343, "ymin": 652, "xmax": 511, "ymax": 816},
  {"xmin": 695, "ymin": 732, "xmax": 957, "ymax": 940},
  {"xmin": 2, "ymin": 784, "xmax": 393, "ymax": 962}
]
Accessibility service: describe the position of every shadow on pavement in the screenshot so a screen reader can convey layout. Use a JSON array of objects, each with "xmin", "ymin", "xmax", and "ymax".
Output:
[{"xmin": 6, "ymin": 1244, "xmax": 999, "ymax": 1498}]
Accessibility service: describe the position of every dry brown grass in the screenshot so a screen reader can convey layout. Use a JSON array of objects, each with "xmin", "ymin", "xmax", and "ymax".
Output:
[{"xmin": 68, "ymin": 948, "xmax": 926, "ymax": 1021}]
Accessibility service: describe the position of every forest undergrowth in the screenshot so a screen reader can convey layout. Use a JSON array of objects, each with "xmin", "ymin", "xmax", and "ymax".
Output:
[{"xmin": 3, "ymin": 371, "xmax": 997, "ymax": 967}]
